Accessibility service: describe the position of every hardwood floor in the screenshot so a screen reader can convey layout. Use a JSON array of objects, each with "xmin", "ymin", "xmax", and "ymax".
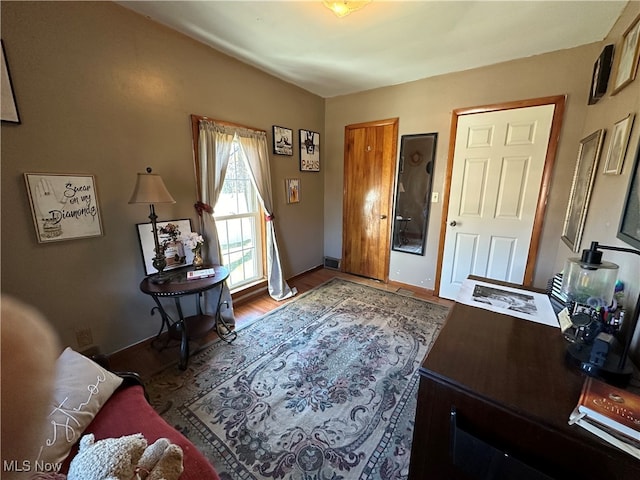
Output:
[{"xmin": 108, "ymin": 267, "xmax": 453, "ymax": 381}]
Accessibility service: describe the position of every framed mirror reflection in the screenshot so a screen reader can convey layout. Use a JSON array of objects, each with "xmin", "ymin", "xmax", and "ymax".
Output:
[{"xmin": 392, "ymin": 132, "xmax": 437, "ymax": 255}]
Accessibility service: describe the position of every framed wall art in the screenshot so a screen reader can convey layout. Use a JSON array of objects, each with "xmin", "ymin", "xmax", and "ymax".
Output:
[
  {"xmin": 561, "ymin": 129, "xmax": 606, "ymax": 252},
  {"xmin": 617, "ymin": 139, "xmax": 640, "ymax": 249},
  {"xmin": 603, "ymin": 113, "xmax": 635, "ymax": 175},
  {"xmin": 285, "ymin": 178, "xmax": 300, "ymax": 204},
  {"xmin": 136, "ymin": 218, "xmax": 193, "ymax": 275},
  {"xmin": 1, "ymin": 40, "xmax": 20, "ymax": 123},
  {"xmin": 588, "ymin": 44, "xmax": 614, "ymax": 105},
  {"xmin": 273, "ymin": 125, "xmax": 293, "ymax": 156},
  {"xmin": 24, "ymin": 173, "xmax": 103, "ymax": 243},
  {"xmin": 300, "ymin": 129, "xmax": 320, "ymax": 171},
  {"xmin": 612, "ymin": 13, "xmax": 640, "ymax": 95}
]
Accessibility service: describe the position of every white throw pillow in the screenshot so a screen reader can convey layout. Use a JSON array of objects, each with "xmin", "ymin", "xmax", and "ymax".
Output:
[{"xmin": 36, "ymin": 347, "xmax": 123, "ymax": 468}]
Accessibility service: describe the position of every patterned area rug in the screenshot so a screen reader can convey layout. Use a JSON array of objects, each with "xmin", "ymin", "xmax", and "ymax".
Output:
[{"xmin": 146, "ymin": 278, "xmax": 449, "ymax": 480}]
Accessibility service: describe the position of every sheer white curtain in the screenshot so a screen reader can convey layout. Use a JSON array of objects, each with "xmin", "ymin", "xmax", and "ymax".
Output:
[
  {"xmin": 197, "ymin": 119, "xmax": 296, "ymax": 304},
  {"xmin": 197, "ymin": 121, "xmax": 235, "ymax": 323},
  {"xmin": 235, "ymin": 130, "xmax": 297, "ymax": 300}
]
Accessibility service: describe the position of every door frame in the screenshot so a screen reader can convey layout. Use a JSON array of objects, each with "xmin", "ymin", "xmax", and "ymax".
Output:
[
  {"xmin": 342, "ymin": 117, "xmax": 399, "ymax": 282},
  {"xmin": 434, "ymin": 95, "xmax": 566, "ymax": 294}
]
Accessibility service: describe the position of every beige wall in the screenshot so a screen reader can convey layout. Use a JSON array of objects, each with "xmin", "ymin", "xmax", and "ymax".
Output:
[
  {"xmin": 2, "ymin": 1, "xmax": 640, "ymax": 360},
  {"xmin": 0, "ymin": 1, "xmax": 325, "ymax": 353},
  {"xmin": 325, "ymin": 46, "xmax": 596, "ymax": 290},
  {"xmin": 325, "ymin": 2, "xmax": 640, "ymax": 358},
  {"xmin": 566, "ymin": 2, "xmax": 640, "ymax": 355}
]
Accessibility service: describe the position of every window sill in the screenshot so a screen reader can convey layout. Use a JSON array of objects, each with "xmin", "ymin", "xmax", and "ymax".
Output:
[{"xmin": 231, "ymin": 278, "xmax": 268, "ymax": 305}]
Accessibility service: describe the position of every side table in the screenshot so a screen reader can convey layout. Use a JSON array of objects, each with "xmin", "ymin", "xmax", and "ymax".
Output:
[{"xmin": 139, "ymin": 265, "xmax": 237, "ymax": 370}]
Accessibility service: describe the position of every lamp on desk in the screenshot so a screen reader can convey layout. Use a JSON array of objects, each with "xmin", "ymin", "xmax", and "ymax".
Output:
[
  {"xmin": 129, "ymin": 167, "xmax": 176, "ymax": 284},
  {"xmin": 564, "ymin": 241, "xmax": 640, "ymax": 387}
]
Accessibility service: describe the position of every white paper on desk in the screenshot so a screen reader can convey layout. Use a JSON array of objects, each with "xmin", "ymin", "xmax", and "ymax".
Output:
[{"xmin": 456, "ymin": 279, "xmax": 559, "ymax": 328}]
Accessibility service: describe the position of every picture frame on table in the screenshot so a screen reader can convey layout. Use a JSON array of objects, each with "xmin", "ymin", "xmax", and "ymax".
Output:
[
  {"xmin": 24, "ymin": 173, "xmax": 103, "ymax": 243},
  {"xmin": 611, "ymin": 13, "xmax": 640, "ymax": 95},
  {"xmin": 273, "ymin": 125, "xmax": 293, "ymax": 156},
  {"xmin": 617, "ymin": 139, "xmax": 640, "ymax": 249},
  {"xmin": 136, "ymin": 218, "xmax": 193, "ymax": 275},
  {"xmin": 603, "ymin": 113, "xmax": 635, "ymax": 175},
  {"xmin": 1, "ymin": 40, "xmax": 20, "ymax": 123},
  {"xmin": 300, "ymin": 129, "xmax": 320, "ymax": 172},
  {"xmin": 285, "ymin": 178, "xmax": 300, "ymax": 204},
  {"xmin": 588, "ymin": 44, "xmax": 614, "ymax": 105},
  {"xmin": 561, "ymin": 129, "xmax": 606, "ymax": 252}
]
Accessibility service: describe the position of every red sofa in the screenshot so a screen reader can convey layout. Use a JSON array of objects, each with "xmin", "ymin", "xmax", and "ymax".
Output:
[{"xmin": 60, "ymin": 378, "xmax": 219, "ymax": 480}]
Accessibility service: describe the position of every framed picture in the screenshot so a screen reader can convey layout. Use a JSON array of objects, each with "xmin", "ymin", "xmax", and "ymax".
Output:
[
  {"xmin": 285, "ymin": 178, "xmax": 300, "ymax": 204},
  {"xmin": 136, "ymin": 218, "xmax": 193, "ymax": 275},
  {"xmin": 588, "ymin": 44, "xmax": 614, "ymax": 105},
  {"xmin": 300, "ymin": 129, "xmax": 320, "ymax": 171},
  {"xmin": 24, "ymin": 173, "xmax": 103, "ymax": 243},
  {"xmin": 1, "ymin": 40, "xmax": 20, "ymax": 123},
  {"xmin": 561, "ymin": 129, "xmax": 606, "ymax": 252},
  {"xmin": 273, "ymin": 125, "xmax": 293, "ymax": 156},
  {"xmin": 617, "ymin": 139, "xmax": 640, "ymax": 249},
  {"xmin": 612, "ymin": 13, "xmax": 640, "ymax": 95},
  {"xmin": 603, "ymin": 113, "xmax": 635, "ymax": 175}
]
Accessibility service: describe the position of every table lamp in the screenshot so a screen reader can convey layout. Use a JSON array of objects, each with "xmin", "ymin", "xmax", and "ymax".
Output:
[
  {"xmin": 129, "ymin": 167, "xmax": 176, "ymax": 284},
  {"xmin": 564, "ymin": 241, "xmax": 640, "ymax": 386}
]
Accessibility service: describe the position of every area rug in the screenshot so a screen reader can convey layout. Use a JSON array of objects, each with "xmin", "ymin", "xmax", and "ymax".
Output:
[{"xmin": 146, "ymin": 277, "xmax": 449, "ymax": 480}]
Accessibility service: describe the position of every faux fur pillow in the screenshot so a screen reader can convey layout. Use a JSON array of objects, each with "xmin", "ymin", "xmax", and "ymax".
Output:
[{"xmin": 36, "ymin": 347, "xmax": 123, "ymax": 468}]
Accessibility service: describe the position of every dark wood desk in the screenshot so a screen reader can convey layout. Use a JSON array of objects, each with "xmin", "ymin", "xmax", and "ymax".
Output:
[
  {"xmin": 140, "ymin": 265, "xmax": 236, "ymax": 369},
  {"xmin": 408, "ymin": 300, "xmax": 640, "ymax": 479}
]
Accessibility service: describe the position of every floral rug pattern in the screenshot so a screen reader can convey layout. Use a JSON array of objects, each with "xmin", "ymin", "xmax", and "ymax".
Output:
[{"xmin": 146, "ymin": 278, "xmax": 449, "ymax": 480}]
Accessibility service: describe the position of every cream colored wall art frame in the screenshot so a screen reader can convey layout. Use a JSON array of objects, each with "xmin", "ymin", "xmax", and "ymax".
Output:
[
  {"xmin": 612, "ymin": 13, "xmax": 640, "ymax": 95},
  {"xmin": 604, "ymin": 113, "xmax": 635, "ymax": 175},
  {"xmin": 24, "ymin": 173, "xmax": 103, "ymax": 243}
]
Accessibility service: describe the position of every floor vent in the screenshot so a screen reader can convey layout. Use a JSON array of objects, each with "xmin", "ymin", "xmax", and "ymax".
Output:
[{"xmin": 323, "ymin": 257, "xmax": 341, "ymax": 270}]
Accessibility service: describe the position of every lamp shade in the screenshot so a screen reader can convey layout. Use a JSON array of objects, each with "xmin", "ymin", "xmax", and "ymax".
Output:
[{"xmin": 128, "ymin": 169, "xmax": 176, "ymax": 204}]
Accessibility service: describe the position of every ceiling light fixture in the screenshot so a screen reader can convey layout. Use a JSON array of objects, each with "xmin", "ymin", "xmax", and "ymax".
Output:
[{"xmin": 323, "ymin": 1, "xmax": 371, "ymax": 18}]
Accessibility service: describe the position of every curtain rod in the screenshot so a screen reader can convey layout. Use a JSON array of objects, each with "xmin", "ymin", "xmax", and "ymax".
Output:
[{"xmin": 190, "ymin": 114, "xmax": 266, "ymax": 134}]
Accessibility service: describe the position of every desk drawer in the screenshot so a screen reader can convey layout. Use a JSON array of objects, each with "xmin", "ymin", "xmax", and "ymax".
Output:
[{"xmin": 451, "ymin": 407, "xmax": 554, "ymax": 480}]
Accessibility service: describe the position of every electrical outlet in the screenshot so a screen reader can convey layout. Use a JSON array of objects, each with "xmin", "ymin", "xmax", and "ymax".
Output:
[
  {"xmin": 76, "ymin": 328, "xmax": 93, "ymax": 348},
  {"xmin": 431, "ymin": 192, "xmax": 439, "ymax": 203}
]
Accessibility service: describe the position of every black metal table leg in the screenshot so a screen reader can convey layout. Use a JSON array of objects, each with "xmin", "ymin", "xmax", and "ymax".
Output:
[{"xmin": 174, "ymin": 297, "xmax": 189, "ymax": 370}]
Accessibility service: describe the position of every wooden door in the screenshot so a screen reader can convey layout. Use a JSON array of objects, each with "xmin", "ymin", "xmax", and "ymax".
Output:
[
  {"xmin": 342, "ymin": 118, "xmax": 399, "ymax": 281},
  {"xmin": 436, "ymin": 97, "xmax": 565, "ymax": 299}
]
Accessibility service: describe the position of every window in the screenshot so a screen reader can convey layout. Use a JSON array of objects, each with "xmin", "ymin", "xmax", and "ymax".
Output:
[{"xmin": 214, "ymin": 142, "xmax": 265, "ymax": 290}]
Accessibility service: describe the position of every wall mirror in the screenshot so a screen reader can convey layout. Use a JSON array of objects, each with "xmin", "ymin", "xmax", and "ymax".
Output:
[{"xmin": 392, "ymin": 132, "xmax": 437, "ymax": 255}]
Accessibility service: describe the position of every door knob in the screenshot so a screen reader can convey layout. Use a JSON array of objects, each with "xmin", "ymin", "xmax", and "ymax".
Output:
[
  {"xmin": 380, "ymin": 215, "xmax": 388, "ymax": 219},
  {"xmin": 449, "ymin": 220, "xmax": 457, "ymax": 227}
]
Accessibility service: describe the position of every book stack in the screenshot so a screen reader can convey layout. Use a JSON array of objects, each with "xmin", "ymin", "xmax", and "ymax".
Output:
[
  {"xmin": 568, "ymin": 376, "xmax": 640, "ymax": 460},
  {"xmin": 547, "ymin": 272, "xmax": 568, "ymax": 313},
  {"xmin": 186, "ymin": 268, "xmax": 215, "ymax": 280}
]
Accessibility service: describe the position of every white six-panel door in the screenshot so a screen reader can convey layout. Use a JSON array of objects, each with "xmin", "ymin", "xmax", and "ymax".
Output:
[{"xmin": 438, "ymin": 104, "xmax": 555, "ymax": 300}]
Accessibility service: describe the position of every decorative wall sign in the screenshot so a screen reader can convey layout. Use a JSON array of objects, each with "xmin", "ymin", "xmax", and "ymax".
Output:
[
  {"xmin": 1, "ymin": 40, "xmax": 20, "ymax": 123},
  {"xmin": 588, "ymin": 44, "xmax": 614, "ymax": 105},
  {"xmin": 617, "ymin": 138, "xmax": 640, "ymax": 249},
  {"xmin": 285, "ymin": 178, "xmax": 300, "ymax": 204},
  {"xmin": 24, "ymin": 173, "xmax": 103, "ymax": 243},
  {"xmin": 603, "ymin": 113, "xmax": 635, "ymax": 175},
  {"xmin": 299, "ymin": 129, "xmax": 320, "ymax": 171},
  {"xmin": 273, "ymin": 125, "xmax": 293, "ymax": 156},
  {"xmin": 561, "ymin": 130, "xmax": 606, "ymax": 252},
  {"xmin": 612, "ymin": 13, "xmax": 640, "ymax": 95},
  {"xmin": 136, "ymin": 218, "xmax": 193, "ymax": 275}
]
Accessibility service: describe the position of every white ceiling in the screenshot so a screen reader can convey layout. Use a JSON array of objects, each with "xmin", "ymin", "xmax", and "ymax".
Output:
[{"xmin": 118, "ymin": 1, "xmax": 629, "ymax": 98}]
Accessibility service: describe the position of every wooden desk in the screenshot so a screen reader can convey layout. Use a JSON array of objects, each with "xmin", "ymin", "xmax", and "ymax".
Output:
[{"xmin": 408, "ymin": 300, "xmax": 640, "ymax": 479}]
